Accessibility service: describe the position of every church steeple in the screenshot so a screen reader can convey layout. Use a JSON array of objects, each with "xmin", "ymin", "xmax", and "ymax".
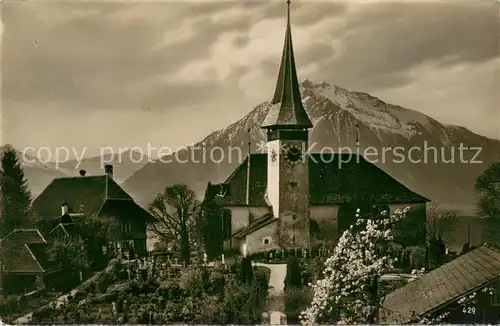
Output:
[{"xmin": 262, "ymin": 0, "xmax": 313, "ymax": 130}]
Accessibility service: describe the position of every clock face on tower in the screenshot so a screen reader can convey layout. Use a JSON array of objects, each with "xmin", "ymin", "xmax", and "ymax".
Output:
[{"xmin": 284, "ymin": 145, "xmax": 303, "ymax": 166}]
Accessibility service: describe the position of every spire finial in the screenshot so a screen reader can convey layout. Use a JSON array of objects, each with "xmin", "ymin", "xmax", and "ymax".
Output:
[{"xmin": 260, "ymin": 0, "xmax": 313, "ymax": 130}]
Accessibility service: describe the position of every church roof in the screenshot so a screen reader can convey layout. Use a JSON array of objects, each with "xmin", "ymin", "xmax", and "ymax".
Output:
[
  {"xmin": 380, "ymin": 244, "xmax": 500, "ymax": 323},
  {"xmin": 233, "ymin": 214, "xmax": 278, "ymax": 238},
  {"xmin": 261, "ymin": 1, "xmax": 313, "ymax": 129},
  {"xmin": 206, "ymin": 153, "xmax": 429, "ymax": 206}
]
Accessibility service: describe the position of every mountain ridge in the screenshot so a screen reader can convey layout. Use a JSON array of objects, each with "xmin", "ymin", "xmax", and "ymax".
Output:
[{"xmin": 122, "ymin": 80, "xmax": 500, "ymax": 215}]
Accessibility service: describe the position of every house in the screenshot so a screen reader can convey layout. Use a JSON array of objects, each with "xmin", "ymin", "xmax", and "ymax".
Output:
[
  {"xmin": 380, "ymin": 244, "xmax": 500, "ymax": 324},
  {"xmin": 204, "ymin": 1, "xmax": 429, "ymax": 255},
  {"xmin": 31, "ymin": 165, "xmax": 155, "ymax": 257},
  {"xmin": 0, "ymin": 229, "xmax": 59, "ymax": 295}
]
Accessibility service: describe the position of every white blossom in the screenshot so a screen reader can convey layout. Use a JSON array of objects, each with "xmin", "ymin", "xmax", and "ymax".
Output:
[{"xmin": 300, "ymin": 208, "xmax": 407, "ymax": 325}]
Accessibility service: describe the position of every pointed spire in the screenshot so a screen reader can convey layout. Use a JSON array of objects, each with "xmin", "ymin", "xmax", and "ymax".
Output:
[{"xmin": 261, "ymin": 0, "xmax": 313, "ymax": 130}]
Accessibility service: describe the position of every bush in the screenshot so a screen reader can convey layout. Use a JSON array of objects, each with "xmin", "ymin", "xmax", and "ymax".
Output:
[
  {"xmin": 284, "ymin": 287, "xmax": 312, "ymax": 324},
  {"xmin": 179, "ymin": 266, "xmax": 205, "ymax": 297}
]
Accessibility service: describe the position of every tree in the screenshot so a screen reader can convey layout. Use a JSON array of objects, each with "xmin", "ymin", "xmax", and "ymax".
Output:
[
  {"xmin": 301, "ymin": 207, "xmax": 408, "ymax": 325},
  {"xmin": 238, "ymin": 256, "xmax": 254, "ymax": 284},
  {"xmin": 0, "ymin": 146, "xmax": 32, "ymax": 236},
  {"xmin": 148, "ymin": 184, "xmax": 200, "ymax": 264},
  {"xmin": 285, "ymin": 257, "xmax": 302, "ymax": 290},
  {"xmin": 427, "ymin": 204, "xmax": 458, "ymax": 242},
  {"xmin": 48, "ymin": 234, "xmax": 90, "ymax": 290},
  {"xmin": 391, "ymin": 206, "xmax": 426, "ymax": 247},
  {"xmin": 198, "ymin": 196, "xmax": 223, "ymax": 260},
  {"xmin": 475, "ymin": 162, "xmax": 500, "ymax": 246}
]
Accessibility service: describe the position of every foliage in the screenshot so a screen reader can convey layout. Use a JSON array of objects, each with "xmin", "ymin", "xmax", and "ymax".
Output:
[
  {"xmin": 0, "ymin": 146, "xmax": 32, "ymax": 236},
  {"xmin": 301, "ymin": 207, "xmax": 407, "ymax": 325},
  {"xmin": 238, "ymin": 256, "xmax": 254, "ymax": 284},
  {"xmin": 198, "ymin": 196, "xmax": 223, "ymax": 260},
  {"xmin": 391, "ymin": 206, "xmax": 426, "ymax": 247},
  {"xmin": 426, "ymin": 235, "xmax": 446, "ymax": 269},
  {"xmin": 30, "ymin": 256, "xmax": 270, "ymax": 325},
  {"xmin": 148, "ymin": 184, "xmax": 201, "ymax": 263},
  {"xmin": 285, "ymin": 287, "xmax": 314, "ymax": 324},
  {"xmin": 475, "ymin": 162, "xmax": 500, "ymax": 246},
  {"xmin": 284, "ymin": 256, "xmax": 302, "ymax": 290},
  {"xmin": 48, "ymin": 234, "xmax": 90, "ymax": 291}
]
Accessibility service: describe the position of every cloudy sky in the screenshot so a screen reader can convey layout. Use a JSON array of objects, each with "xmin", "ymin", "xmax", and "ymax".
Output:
[{"xmin": 1, "ymin": 0, "xmax": 499, "ymax": 158}]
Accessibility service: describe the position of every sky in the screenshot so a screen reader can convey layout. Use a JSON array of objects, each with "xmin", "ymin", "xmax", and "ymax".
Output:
[{"xmin": 1, "ymin": 0, "xmax": 499, "ymax": 159}]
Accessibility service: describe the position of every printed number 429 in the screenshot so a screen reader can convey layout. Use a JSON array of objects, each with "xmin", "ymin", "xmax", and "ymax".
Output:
[{"xmin": 463, "ymin": 307, "xmax": 476, "ymax": 315}]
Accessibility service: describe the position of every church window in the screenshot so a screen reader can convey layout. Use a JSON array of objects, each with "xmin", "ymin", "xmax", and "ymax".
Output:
[
  {"xmin": 121, "ymin": 221, "xmax": 131, "ymax": 234},
  {"xmin": 221, "ymin": 209, "xmax": 232, "ymax": 239},
  {"xmin": 263, "ymin": 237, "xmax": 271, "ymax": 245},
  {"xmin": 309, "ymin": 220, "xmax": 320, "ymax": 234}
]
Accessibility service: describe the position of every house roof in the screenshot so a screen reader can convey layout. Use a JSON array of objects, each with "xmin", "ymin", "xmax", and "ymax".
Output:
[
  {"xmin": 48, "ymin": 222, "xmax": 81, "ymax": 239},
  {"xmin": 25, "ymin": 243, "xmax": 59, "ymax": 272},
  {"xmin": 206, "ymin": 153, "xmax": 429, "ymax": 206},
  {"xmin": 32, "ymin": 174, "xmax": 153, "ymax": 222},
  {"xmin": 1, "ymin": 230, "xmax": 58, "ymax": 274},
  {"xmin": 0, "ymin": 229, "xmax": 47, "ymax": 244},
  {"xmin": 233, "ymin": 214, "xmax": 278, "ymax": 238},
  {"xmin": 100, "ymin": 198, "xmax": 157, "ymax": 223},
  {"xmin": 380, "ymin": 244, "xmax": 500, "ymax": 324},
  {"xmin": 261, "ymin": 1, "xmax": 312, "ymax": 129}
]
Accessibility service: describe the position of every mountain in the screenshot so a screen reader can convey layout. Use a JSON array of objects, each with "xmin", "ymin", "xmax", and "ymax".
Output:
[
  {"xmin": 0, "ymin": 145, "xmax": 69, "ymax": 198},
  {"xmin": 123, "ymin": 80, "xmax": 500, "ymax": 215},
  {"xmin": 53, "ymin": 149, "xmax": 148, "ymax": 183},
  {"xmin": 0, "ymin": 147, "xmax": 147, "ymax": 199}
]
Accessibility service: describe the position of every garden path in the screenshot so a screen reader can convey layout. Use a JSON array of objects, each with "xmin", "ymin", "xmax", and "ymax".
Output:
[{"xmin": 256, "ymin": 262, "xmax": 287, "ymax": 325}]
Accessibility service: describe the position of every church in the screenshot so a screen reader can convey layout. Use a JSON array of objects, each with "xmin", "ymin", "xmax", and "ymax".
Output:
[{"xmin": 204, "ymin": 1, "xmax": 429, "ymax": 255}]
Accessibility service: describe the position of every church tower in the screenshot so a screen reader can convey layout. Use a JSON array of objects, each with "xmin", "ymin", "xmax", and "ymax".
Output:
[{"xmin": 261, "ymin": 0, "xmax": 313, "ymax": 249}]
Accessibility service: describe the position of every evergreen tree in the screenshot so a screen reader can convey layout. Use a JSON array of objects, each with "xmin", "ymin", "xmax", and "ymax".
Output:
[
  {"xmin": 0, "ymin": 146, "xmax": 32, "ymax": 236},
  {"xmin": 284, "ymin": 256, "xmax": 302, "ymax": 290},
  {"xmin": 239, "ymin": 256, "xmax": 254, "ymax": 284},
  {"xmin": 198, "ymin": 196, "xmax": 223, "ymax": 260}
]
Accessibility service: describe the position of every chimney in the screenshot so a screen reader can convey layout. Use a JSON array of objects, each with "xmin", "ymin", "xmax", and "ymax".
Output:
[
  {"xmin": 79, "ymin": 170, "xmax": 86, "ymax": 176},
  {"xmin": 105, "ymin": 164, "xmax": 113, "ymax": 178},
  {"xmin": 61, "ymin": 202, "xmax": 69, "ymax": 216}
]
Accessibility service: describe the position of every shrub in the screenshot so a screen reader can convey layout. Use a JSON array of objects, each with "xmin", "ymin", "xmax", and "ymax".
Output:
[{"xmin": 179, "ymin": 267, "xmax": 205, "ymax": 296}]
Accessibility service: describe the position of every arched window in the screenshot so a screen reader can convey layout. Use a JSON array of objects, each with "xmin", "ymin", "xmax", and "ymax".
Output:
[
  {"xmin": 309, "ymin": 220, "xmax": 320, "ymax": 235},
  {"xmin": 221, "ymin": 209, "xmax": 232, "ymax": 239}
]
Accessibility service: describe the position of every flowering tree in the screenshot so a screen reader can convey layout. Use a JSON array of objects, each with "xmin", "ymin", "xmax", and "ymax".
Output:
[{"xmin": 300, "ymin": 207, "xmax": 408, "ymax": 325}]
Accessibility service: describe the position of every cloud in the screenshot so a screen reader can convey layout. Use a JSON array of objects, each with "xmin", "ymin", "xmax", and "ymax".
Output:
[
  {"xmin": 373, "ymin": 57, "xmax": 500, "ymax": 139},
  {"xmin": 2, "ymin": 0, "xmax": 498, "ymax": 155},
  {"xmin": 164, "ymin": 14, "xmax": 346, "ymax": 86}
]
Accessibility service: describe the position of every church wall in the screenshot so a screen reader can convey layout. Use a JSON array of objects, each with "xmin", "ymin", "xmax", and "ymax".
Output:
[
  {"xmin": 310, "ymin": 205, "xmax": 339, "ymax": 245},
  {"xmin": 244, "ymin": 221, "xmax": 280, "ymax": 254},
  {"xmin": 225, "ymin": 206, "xmax": 271, "ymax": 234},
  {"xmin": 277, "ymin": 139, "xmax": 310, "ymax": 248}
]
